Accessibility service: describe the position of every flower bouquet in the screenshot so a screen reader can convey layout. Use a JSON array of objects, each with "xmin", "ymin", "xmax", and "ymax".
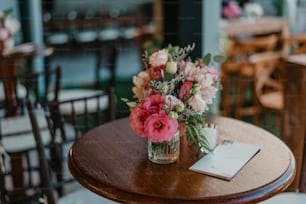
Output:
[
  {"xmin": 0, "ymin": 8, "xmax": 20, "ymax": 50},
  {"xmin": 122, "ymin": 43, "xmax": 224, "ymax": 164},
  {"xmin": 222, "ymin": 1, "xmax": 242, "ymax": 19}
]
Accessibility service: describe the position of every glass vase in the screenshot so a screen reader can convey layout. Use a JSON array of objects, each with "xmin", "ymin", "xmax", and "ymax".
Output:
[{"xmin": 148, "ymin": 130, "xmax": 180, "ymax": 164}]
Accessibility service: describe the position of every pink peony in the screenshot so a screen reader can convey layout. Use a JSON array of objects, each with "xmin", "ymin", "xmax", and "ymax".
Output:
[
  {"xmin": 179, "ymin": 81, "xmax": 193, "ymax": 99},
  {"xmin": 142, "ymin": 94, "xmax": 165, "ymax": 116},
  {"xmin": 129, "ymin": 105, "xmax": 147, "ymax": 136},
  {"xmin": 149, "ymin": 49, "xmax": 168, "ymax": 67},
  {"xmin": 130, "ymin": 94, "xmax": 166, "ymax": 137},
  {"xmin": 144, "ymin": 113, "xmax": 179, "ymax": 142}
]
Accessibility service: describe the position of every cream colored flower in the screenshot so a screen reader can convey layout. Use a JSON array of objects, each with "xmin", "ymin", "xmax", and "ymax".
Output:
[
  {"xmin": 188, "ymin": 93, "xmax": 207, "ymax": 114},
  {"xmin": 149, "ymin": 49, "xmax": 168, "ymax": 67},
  {"xmin": 4, "ymin": 16, "xmax": 20, "ymax": 34},
  {"xmin": 132, "ymin": 71, "xmax": 151, "ymax": 100}
]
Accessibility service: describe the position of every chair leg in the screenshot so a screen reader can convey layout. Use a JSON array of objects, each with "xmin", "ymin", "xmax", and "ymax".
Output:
[
  {"xmin": 235, "ymin": 75, "xmax": 248, "ymax": 119},
  {"xmin": 220, "ymin": 73, "xmax": 231, "ymax": 116}
]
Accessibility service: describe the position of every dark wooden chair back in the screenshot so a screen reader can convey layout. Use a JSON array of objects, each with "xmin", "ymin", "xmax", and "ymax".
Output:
[
  {"xmin": 31, "ymin": 91, "xmax": 115, "ymax": 199},
  {"xmin": 283, "ymin": 33, "xmax": 306, "ymax": 54},
  {"xmin": 0, "ymin": 66, "xmax": 61, "ymax": 115},
  {"xmin": 0, "ymin": 103, "xmax": 54, "ymax": 204}
]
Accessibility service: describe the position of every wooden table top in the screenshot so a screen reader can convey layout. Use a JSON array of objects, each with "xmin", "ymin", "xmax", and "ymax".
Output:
[
  {"xmin": 0, "ymin": 43, "xmax": 54, "ymax": 61},
  {"xmin": 69, "ymin": 116, "xmax": 295, "ymax": 204},
  {"xmin": 221, "ymin": 17, "xmax": 289, "ymax": 37},
  {"xmin": 286, "ymin": 54, "xmax": 306, "ymax": 66}
]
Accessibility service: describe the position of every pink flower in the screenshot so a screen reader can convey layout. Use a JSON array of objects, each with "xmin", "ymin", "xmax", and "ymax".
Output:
[
  {"xmin": 144, "ymin": 113, "xmax": 178, "ymax": 142},
  {"xmin": 0, "ymin": 28, "xmax": 10, "ymax": 41},
  {"xmin": 164, "ymin": 95, "xmax": 183, "ymax": 112},
  {"xmin": 132, "ymin": 71, "xmax": 151, "ymax": 100},
  {"xmin": 142, "ymin": 94, "xmax": 165, "ymax": 116},
  {"xmin": 201, "ymin": 64, "xmax": 219, "ymax": 81},
  {"xmin": 129, "ymin": 105, "xmax": 147, "ymax": 136},
  {"xmin": 222, "ymin": 2, "xmax": 241, "ymax": 18},
  {"xmin": 149, "ymin": 49, "xmax": 168, "ymax": 67},
  {"xmin": 188, "ymin": 93, "xmax": 207, "ymax": 113},
  {"xmin": 179, "ymin": 81, "xmax": 193, "ymax": 99}
]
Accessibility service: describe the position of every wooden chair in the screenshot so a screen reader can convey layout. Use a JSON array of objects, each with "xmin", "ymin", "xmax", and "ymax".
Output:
[
  {"xmin": 282, "ymin": 32, "xmax": 306, "ymax": 54},
  {"xmin": 26, "ymin": 98, "xmax": 117, "ymax": 204},
  {"xmin": 220, "ymin": 34, "xmax": 278, "ymax": 117},
  {"xmin": 249, "ymin": 52, "xmax": 284, "ymax": 127},
  {"xmin": 220, "ymin": 38, "xmax": 245, "ymax": 116},
  {"xmin": 0, "ymin": 67, "xmax": 61, "ymax": 203},
  {"xmin": 49, "ymin": 42, "xmax": 118, "ymax": 118},
  {"xmin": 234, "ymin": 35, "xmax": 279, "ymax": 121}
]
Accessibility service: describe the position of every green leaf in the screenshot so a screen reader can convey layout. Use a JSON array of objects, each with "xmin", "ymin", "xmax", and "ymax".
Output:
[
  {"xmin": 162, "ymin": 71, "xmax": 175, "ymax": 81},
  {"xmin": 213, "ymin": 55, "xmax": 226, "ymax": 63},
  {"xmin": 121, "ymin": 98, "xmax": 129, "ymax": 102},
  {"xmin": 3, "ymin": 8, "xmax": 13, "ymax": 16},
  {"xmin": 202, "ymin": 53, "xmax": 212, "ymax": 65}
]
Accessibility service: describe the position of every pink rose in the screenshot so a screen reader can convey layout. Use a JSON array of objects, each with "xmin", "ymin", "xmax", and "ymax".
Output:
[
  {"xmin": 149, "ymin": 49, "xmax": 168, "ymax": 67},
  {"xmin": 144, "ymin": 113, "xmax": 179, "ymax": 142},
  {"xmin": 179, "ymin": 81, "xmax": 193, "ymax": 99}
]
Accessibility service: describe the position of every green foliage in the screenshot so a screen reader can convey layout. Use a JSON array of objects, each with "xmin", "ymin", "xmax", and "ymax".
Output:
[
  {"xmin": 202, "ymin": 53, "xmax": 212, "ymax": 65},
  {"xmin": 184, "ymin": 114, "xmax": 212, "ymax": 152}
]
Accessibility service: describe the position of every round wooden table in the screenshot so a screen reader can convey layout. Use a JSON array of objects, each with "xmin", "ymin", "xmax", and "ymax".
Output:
[{"xmin": 69, "ymin": 117, "xmax": 295, "ymax": 204}]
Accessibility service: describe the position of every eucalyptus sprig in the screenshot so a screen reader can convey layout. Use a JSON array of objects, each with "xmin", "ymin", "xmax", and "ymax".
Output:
[
  {"xmin": 172, "ymin": 43, "xmax": 196, "ymax": 61},
  {"xmin": 184, "ymin": 114, "xmax": 212, "ymax": 153},
  {"xmin": 202, "ymin": 53, "xmax": 226, "ymax": 65}
]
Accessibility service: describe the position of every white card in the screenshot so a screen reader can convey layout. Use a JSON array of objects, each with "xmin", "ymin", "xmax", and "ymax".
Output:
[{"xmin": 189, "ymin": 140, "xmax": 261, "ymax": 180}]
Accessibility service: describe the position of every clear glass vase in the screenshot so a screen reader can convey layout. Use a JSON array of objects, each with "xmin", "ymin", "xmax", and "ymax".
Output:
[{"xmin": 148, "ymin": 130, "xmax": 180, "ymax": 164}]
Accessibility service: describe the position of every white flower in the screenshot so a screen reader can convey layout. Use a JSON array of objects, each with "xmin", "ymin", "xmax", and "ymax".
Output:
[
  {"xmin": 244, "ymin": 3, "xmax": 263, "ymax": 18},
  {"xmin": 149, "ymin": 49, "xmax": 168, "ymax": 67},
  {"xmin": 200, "ymin": 86, "xmax": 218, "ymax": 105},
  {"xmin": 165, "ymin": 61, "xmax": 177, "ymax": 74},
  {"xmin": 4, "ymin": 15, "xmax": 20, "ymax": 34},
  {"xmin": 188, "ymin": 93, "xmax": 207, "ymax": 114}
]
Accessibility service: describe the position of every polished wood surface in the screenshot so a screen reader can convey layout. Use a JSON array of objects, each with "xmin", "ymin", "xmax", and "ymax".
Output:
[
  {"xmin": 283, "ymin": 54, "xmax": 306, "ymax": 192},
  {"xmin": 69, "ymin": 116, "xmax": 295, "ymax": 204},
  {"xmin": 0, "ymin": 43, "xmax": 54, "ymax": 116}
]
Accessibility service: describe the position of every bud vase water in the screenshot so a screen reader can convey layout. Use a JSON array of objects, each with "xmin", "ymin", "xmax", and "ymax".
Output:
[{"xmin": 148, "ymin": 131, "xmax": 180, "ymax": 164}]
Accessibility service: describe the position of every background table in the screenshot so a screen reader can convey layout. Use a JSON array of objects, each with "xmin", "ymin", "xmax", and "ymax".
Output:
[
  {"xmin": 0, "ymin": 43, "xmax": 54, "ymax": 116},
  {"xmin": 221, "ymin": 17, "xmax": 289, "ymax": 38},
  {"xmin": 69, "ymin": 116, "xmax": 295, "ymax": 204}
]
